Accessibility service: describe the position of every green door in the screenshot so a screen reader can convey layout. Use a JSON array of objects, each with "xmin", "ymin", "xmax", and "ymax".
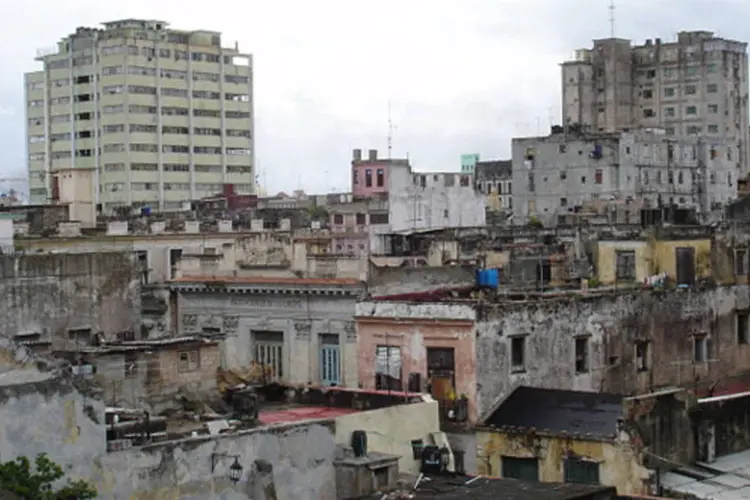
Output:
[{"xmin": 502, "ymin": 457, "xmax": 539, "ymax": 481}]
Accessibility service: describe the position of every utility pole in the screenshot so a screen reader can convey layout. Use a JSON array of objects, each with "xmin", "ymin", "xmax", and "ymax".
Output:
[
  {"xmin": 387, "ymin": 100, "xmax": 393, "ymax": 159},
  {"xmin": 609, "ymin": 0, "xmax": 616, "ymax": 38}
]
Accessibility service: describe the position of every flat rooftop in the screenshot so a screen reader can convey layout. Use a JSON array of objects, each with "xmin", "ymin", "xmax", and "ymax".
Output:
[{"xmin": 411, "ymin": 475, "xmax": 617, "ymax": 499}]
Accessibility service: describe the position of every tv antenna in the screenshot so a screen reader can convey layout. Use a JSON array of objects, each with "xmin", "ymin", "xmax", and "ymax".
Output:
[
  {"xmin": 609, "ymin": 0, "xmax": 616, "ymax": 38},
  {"xmin": 387, "ymin": 100, "xmax": 393, "ymax": 159}
]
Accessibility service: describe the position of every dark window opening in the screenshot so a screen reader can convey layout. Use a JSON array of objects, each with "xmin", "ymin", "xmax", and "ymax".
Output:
[
  {"xmin": 510, "ymin": 336, "xmax": 526, "ymax": 372},
  {"xmin": 365, "ymin": 169, "xmax": 372, "ymax": 187},
  {"xmin": 575, "ymin": 337, "xmax": 589, "ymax": 373},
  {"xmin": 564, "ymin": 458, "xmax": 600, "ymax": 485},
  {"xmin": 376, "ymin": 169, "xmax": 384, "ymax": 187},
  {"xmin": 635, "ymin": 341, "xmax": 649, "ymax": 372},
  {"xmin": 737, "ymin": 312, "xmax": 749, "ymax": 345},
  {"xmin": 615, "ymin": 250, "xmax": 636, "ymax": 281}
]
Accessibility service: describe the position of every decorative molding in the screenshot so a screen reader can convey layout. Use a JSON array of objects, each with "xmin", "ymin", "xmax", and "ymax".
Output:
[
  {"xmin": 182, "ymin": 314, "xmax": 198, "ymax": 329},
  {"xmin": 344, "ymin": 321, "xmax": 357, "ymax": 342},
  {"xmin": 223, "ymin": 315, "xmax": 239, "ymax": 333},
  {"xmin": 294, "ymin": 320, "xmax": 312, "ymax": 340}
]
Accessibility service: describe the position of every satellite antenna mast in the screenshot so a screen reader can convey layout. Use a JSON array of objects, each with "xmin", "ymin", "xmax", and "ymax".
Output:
[
  {"xmin": 387, "ymin": 100, "xmax": 393, "ymax": 159},
  {"xmin": 609, "ymin": 0, "xmax": 616, "ymax": 38}
]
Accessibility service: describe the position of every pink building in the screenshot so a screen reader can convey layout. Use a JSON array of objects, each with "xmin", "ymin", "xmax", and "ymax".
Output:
[{"xmin": 351, "ymin": 149, "xmax": 409, "ymax": 198}]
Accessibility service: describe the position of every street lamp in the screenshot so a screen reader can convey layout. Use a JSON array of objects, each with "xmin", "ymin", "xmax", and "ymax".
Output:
[{"xmin": 211, "ymin": 453, "xmax": 244, "ymax": 484}]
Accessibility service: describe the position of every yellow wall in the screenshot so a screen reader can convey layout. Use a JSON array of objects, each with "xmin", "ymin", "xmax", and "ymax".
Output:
[
  {"xmin": 596, "ymin": 238, "xmax": 711, "ymax": 285},
  {"xmin": 476, "ymin": 430, "xmax": 650, "ymax": 496},
  {"xmin": 335, "ymin": 401, "xmax": 440, "ymax": 475}
]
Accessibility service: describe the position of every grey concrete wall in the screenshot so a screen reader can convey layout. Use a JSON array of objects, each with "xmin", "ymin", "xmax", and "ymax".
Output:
[
  {"xmin": 367, "ymin": 265, "xmax": 475, "ymax": 297},
  {"xmin": 475, "ymin": 286, "xmax": 748, "ymax": 421},
  {"xmin": 0, "ymin": 252, "xmax": 140, "ymax": 344},
  {"xmin": 177, "ymin": 291, "xmax": 360, "ymax": 387}
]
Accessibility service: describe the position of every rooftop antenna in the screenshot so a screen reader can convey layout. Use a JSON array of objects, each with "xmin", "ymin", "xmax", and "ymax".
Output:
[
  {"xmin": 609, "ymin": 0, "xmax": 616, "ymax": 38},
  {"xmin": 387, "ymin": 100, "xmax": 393, "ymax": 159}
]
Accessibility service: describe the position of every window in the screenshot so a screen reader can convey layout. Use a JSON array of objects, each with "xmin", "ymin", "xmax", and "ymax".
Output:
[
  {"xmin": 502, "ymin": 457, "xmax": 538, "ymax": 481},
  {"xmin": 560, "ymin": 197, "xmax": 567, "ymax": 207},
  {"xmin": 686, "ymin": 106, "xmax": 697, "ymax": 115},
  {"xmin": 707, "ymin": 63, "xmax": 717, "ymax": 74},
  {"xmin": 369, "ymin": 213, "xmax": 388, "ymax": 224},
  {"xmin": 365, "ymin": 169, "xmax": 372, "ymax": 187},
  {"xmin": 575, "ymin": 337, "xmax": 589, "ymax": 373},
  {"xmin": 737, "ymin": 312, "xmax": 749, "ymax": 345},
  {"xmin": 736, "ymin": 249, "xmax": 747, "ymax": 276},
  {"xmin": 131, "ymin": 124, "xmax": 157, "ymax": 133},
  {"xmin": 615, "ymin": 250, "xmax": 636, "ymax": 281},
  {"xmin": 708, "ymin": 125, "xmax": 719, "ymax": 134},
  {"xmin": 693, "ymin": 334, "xmax": 708, "ymax": 363},
  {"xmin": 161, "ymin": 87, "xmax": 188, "ymax": 98},
  {"xmin": 226, "ymin": 148, "xmax": 251, "ymax": 156},
  {"xmin": 665, "ymin": 127, "xmax": 675, "ymax": 135},
  {"xmin": 178, "ymin": 350, "xmax": 200, "ymax": 372},
  {"xmin": 642, "ymin": 108, "xmax": 655, "ymax": 118},
  {"xmin": 635, "ymin": 341, "xmax": 649, "ymax": 372},
  {"xmin": 103, "ymin": 143, "xmax": 125, "ymax": 153},
  {"xmin": 707, "ymin": 83, "xmax": 718, "ymax": 93},
  {"xmin": 376, "ymin": 169, "xmax": 384, "ymax": 187},
  {"xmin": 225, "ymin": 93, "xmax": 250, "ymax": 102},
  {"xmin": 102, "ymin": 124, "xmax": 124, "ymax": 134},
  {"xmin": 594, "ymin": 169, "xmax": 603, "ymax": 184},
  {"xmin": 356, "ymin": 213, "xmax": 366, "ymax": 225},
  {"xmin": 225, "ymin": 74, "xmax": 249, "ymax": 84},
  {"xmin": 333, "ymin": 214, "xmax": 344, "ymax": 225},
  {"xmin": 375, "ymin": 346, "xmax": 402, "ymax": 391},
  {"xmin": 642, "ymin": 89, "xmax": 653, "ymax": 99},
  {"xmin": 665, "ymin": 107, "xmax": 675, "ymax": 117},
  {"xmin": 708, "ymin": 104, "xmax": 719, "ymax": 114},
  {"xmin": 685, "ymin": 85, "xmax": 697, "ymax": 95},
  {"xmin": 225, "ymin": 111, "xmax": 251, "ymax": 119},
  {"xmin": 564, "ymin": 458, "xmax": 600, "ymax": 485},
  {"xmin": 664, "ymin": 87, "xmax": 675, "ymax": 97},
  {"xmin": 127, "ymin": 85, "xmax": 156, "ymax": 95},
  {"xmin": 130, "ymin": 143, "xmax": 158, "ymax": 153},
  {"xmin": 510, "ymin": 336, "xmax": 526, "ymax": 373},
  {"xmin": 687, "ymin": 125, "xmax": 701, "ymax": 135}
]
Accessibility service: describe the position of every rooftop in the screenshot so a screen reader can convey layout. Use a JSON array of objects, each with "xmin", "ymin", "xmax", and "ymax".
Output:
[
  {"xmin": 481, "ymin": 386, "xmax": 623, "ymax": 440},
  {"xmin": 661, "ymin": 448, "xmax": 750, "ymax": 499},
  {"xmin": 407, "ymin": 474, "xmax": 617, "ymax": 499},
  {"xmin": 170, "ymin": 275, "xmax": 362, "ymax": 287}
]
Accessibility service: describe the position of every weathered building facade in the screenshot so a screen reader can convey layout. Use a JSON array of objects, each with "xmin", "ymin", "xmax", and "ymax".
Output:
[
  {"xmin": 171, "ymin": 276, "xmax": 363, "ymax": 387},
  {"xmin": 0, "ymin": 252, "xmax": 140, "ymax": 348}
]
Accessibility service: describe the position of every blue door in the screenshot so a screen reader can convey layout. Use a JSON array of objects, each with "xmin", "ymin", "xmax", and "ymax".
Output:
[{"xmin": 320, "ymin": 342, "xmax": 341, "ymax": 386}]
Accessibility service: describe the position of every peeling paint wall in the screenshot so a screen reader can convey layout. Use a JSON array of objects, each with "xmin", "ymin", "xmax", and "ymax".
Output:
[
  {"xmin": 475, "ymin": 430, "xmax": 650, "ymax": 495},
  {"xmin": 355, "ymin": 302, "xmax": 478, "ymax": 421},
  {"xmin": 0, "ymin": 252, "xmax": 140, "ymax": 344},
  {"xmin": 476, "ymin": 286, "xmax": 750, "ymax": 421}
]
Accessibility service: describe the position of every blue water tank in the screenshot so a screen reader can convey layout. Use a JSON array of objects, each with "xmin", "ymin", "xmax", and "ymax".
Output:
[
  {"xmin": 141, "ymin": 207, "xmax": 152, "ymax": 217},
  {"xmin": 475, "ymin": 269, "xmax": 499, "ymax": 289}
]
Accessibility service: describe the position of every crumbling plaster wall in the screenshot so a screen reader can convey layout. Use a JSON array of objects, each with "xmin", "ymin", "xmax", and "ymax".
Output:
[
  {"xmin": 0, "ymin": 253, "xmax": 140, "ymax": 344},
  {"xmin": 99, "ymin": 422, "xmax": 338, "ymax": 500},
  {"xmin": 476, "ymin": 286, "xmax": 750, "ymax": 420}
]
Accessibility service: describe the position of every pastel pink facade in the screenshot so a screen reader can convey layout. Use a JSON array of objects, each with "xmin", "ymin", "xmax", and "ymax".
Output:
[
  {"xmin": 350, "ymin": 148, "xmax": 409, "ymax": 198},
  {"xmin": 355, "ymin": 304, "xmax": 478, "ymax": 423}
]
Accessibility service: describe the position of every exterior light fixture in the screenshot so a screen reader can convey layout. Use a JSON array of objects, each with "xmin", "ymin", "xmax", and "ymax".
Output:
[{"xmin": 210, "ymin": 453, "xmax": 243, "ymax": 484}]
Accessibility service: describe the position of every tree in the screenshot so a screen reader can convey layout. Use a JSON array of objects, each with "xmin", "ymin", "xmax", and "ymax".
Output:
[{"xmin": 0, "ymin": 453, "xmax": 97, "ymax": 500}]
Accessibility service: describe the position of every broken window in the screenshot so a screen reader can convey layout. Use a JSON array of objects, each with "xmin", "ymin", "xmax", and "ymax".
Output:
[
  {"xmin": 564, "ymin": 458, "xmax": 600, "ymax": 485},
  {"xmin": 124, "ymin": 353, "xmax": 138, "ymax": 378},
  {"xmin": 510, "ymin": 336, "xmax": 526, "ymax": 373},
  {"xmin": 737, "ymin": 312, "xmax": 749, "ymax": 345},
  {"xmin": 376, "ymin": 169, "xmax": 384, "ymax": 187},
  {"xmin": 693, "ymin": 334, "xmax": 709, "ymax": 363},
  {"xmin": 736, "ymin": 249, "xmax": 747, "ymax": 276},
  {"xmin": 178, "ymin": 349, "xmax": 200, "ymax": 372},
  {"xmin": 615, "ymin": 250, "xmax": 636, "ymax": 281},
  {"xmin": 635, "ymin": 341, "xmax": 649, "ymax": 372},
  {"xmin": 460, "ymin": 176, "xmax": 470, "ymax": 187},
  {"xmin": 365, "ymin": 169, "xmax": 372, "ymax": 187},
  {"xmin": 375, "ymin": 345, "xmax": 402, "ymax": 390},
  {"xmin": 575, "ymin": 337, "xmax": 589, "ymax": 373}
]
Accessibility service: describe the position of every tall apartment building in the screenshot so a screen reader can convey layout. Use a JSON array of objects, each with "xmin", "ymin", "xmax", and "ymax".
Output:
[
  {"xmin": 562, "ymin": 31, "xmax": 749, "ymax": 176},
  {"xmin": 512, "ymin": 129, "xmax": 737, "ymax": 226},
  {"xmin": 25, "ymin": 19, "xmax": 254, "ymax": 212}
]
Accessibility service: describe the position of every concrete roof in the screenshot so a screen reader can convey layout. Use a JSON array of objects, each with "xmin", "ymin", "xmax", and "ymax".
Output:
[
  {"xmin": 662, "ymin": 449, "xmax": 750, "ymax": 499},
  {"xmin": 412, "ymin": 475, "xmax": 617, "ymax": 499}
]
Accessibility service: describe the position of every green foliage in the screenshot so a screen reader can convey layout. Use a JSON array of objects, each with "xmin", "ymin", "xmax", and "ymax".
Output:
[
  {"xmin": 527, "ymin": 216, "xmax": 543, "ymax": 228},
  {"xmin": 0, "ymin": 453, "xmax": 97, "ymax": 500}
]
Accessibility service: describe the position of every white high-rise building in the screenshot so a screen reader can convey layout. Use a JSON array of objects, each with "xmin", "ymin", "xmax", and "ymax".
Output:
[{"xmin": 25, "ymin": 19, "xmax": 254, "ymax": 212}]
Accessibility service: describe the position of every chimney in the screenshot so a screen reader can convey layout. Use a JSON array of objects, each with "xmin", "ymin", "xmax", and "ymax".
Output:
[
  {"xmin": 352, "ymin": 149, "xmax": 362, "ymax": 162},
  {"xmin": 368, "ymin": 149, "xmax": 377, "ymax": 161}
]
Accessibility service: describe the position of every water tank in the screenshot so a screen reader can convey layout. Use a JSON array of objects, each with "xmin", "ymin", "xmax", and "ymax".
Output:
[
  {"xmin": 141, "ymin": 207, "xmax": 152, "ymax": 217},
  {"xmin": 475, "ymin": 269, "xmax": 499, "ymax": 289},
  {"xmin": 351, "ymin": 430, "xmax": 367, "ymax": 458}
]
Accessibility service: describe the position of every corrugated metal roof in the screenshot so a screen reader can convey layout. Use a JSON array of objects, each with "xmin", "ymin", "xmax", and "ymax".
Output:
[{"xmin": 662, "ymin": 449, "xmax": 750, "ymax": 499}]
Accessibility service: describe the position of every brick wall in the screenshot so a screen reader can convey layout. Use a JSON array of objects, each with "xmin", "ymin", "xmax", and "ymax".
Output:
[{"xmin": 158, "ymin": 343, "xmax": 220, "ymax": 387}]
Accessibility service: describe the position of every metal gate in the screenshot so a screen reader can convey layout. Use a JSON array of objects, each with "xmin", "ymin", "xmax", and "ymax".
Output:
[
  {"xmin": 255, "ymin": 342, "xmax": 283, "ymax": 381},
  {"xmin": 320, "ymin": 344, "xmax": 340, "ymax": 386}
]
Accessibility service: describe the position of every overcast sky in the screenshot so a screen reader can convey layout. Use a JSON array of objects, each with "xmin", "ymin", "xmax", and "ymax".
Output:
[{"xmin": 0, "ymin": 0, "xmax": 747, "ymax": 195}]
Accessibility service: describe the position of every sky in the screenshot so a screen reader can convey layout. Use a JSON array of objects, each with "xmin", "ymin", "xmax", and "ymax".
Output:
[{"xmin": 0, "ymin": 0, "xmax": 747, "ymax": 195}]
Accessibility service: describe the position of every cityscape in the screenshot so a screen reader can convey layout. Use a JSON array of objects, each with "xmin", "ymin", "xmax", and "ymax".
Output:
[{"xmin": 1, "ymin": 7, "xmax": 750, "ymax": 500}]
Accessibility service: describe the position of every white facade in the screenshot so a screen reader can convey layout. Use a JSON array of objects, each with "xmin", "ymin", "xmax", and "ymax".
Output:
[
  {"xmin": 562, "ymin": 31, "xmax": 749, "ymax": 175},
  {"xmin": 0, "ymin": 218, "xmax": 13, "ymax": 251},
  {"xmin": 512, "ymin": 130, "xmax": 738, "ymax": 225},
  {"xmin": 25, "ymin": 19, "xmax": 254, "ymax": 213}
]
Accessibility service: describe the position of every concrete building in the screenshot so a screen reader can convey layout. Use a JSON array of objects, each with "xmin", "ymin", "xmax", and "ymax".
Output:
[
  {"xmin": 25, "ymin": 19, "xmax": 254, "ymax": 213},
  {"xmin": 474, "ymin": 159, "xmax": 512, "ymax": 214},
  {"xmin": 170, "ymin": 276, "xmax": 363, "ymax": 387},
  {"xmin": 340, "ymin": 149, "xmax": 486, "ymax": 253},
  {"xmin": 562, "ymin": 31, "xmax": 749, "ymax": 175},
  {"xmin": 512, "ymin": 129, "xmax": 737, "ymax": 225},
  {"xmin": 460, "ymin": 153, "xmax": 480, "ymax": 174}
]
